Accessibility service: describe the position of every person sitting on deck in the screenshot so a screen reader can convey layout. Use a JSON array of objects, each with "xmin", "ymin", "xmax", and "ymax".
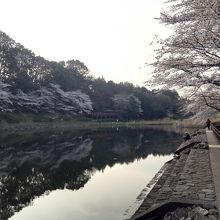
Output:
[{"xmin": 183, "ymin": 132, "xmax": 191, "ymax": 141}]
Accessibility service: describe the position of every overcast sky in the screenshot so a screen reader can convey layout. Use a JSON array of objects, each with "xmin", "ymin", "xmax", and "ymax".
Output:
[{"xmin": 0, "ymin": 0, "xmax": 166, "ymax": 86}]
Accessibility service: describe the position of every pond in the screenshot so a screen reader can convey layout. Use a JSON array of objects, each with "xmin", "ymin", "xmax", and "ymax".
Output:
[{"xmin": 0, "ymin": 126, "xmax": 183, "ymax": 220}]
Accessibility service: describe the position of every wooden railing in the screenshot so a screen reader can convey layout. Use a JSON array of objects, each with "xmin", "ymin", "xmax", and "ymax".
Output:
[{"xmin": 211, "ymin": 122, "xmax": 220, "ymax": 139}]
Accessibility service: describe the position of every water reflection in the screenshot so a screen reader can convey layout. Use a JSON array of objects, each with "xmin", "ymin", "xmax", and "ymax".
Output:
[{"xmin": 0, "ymin": 127, "xmax": 182, "ymax": 220}]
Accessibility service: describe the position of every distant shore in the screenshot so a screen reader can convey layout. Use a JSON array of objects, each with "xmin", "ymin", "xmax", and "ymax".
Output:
[{"xmin": 0, "ymin": 112, "xmax": 202, "ymax": 132}]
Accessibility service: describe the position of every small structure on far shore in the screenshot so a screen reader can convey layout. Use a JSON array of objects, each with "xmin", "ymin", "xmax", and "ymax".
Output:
[{"xmin": 86, "ymin": 110, "xmax": 118, "ymax": 120}]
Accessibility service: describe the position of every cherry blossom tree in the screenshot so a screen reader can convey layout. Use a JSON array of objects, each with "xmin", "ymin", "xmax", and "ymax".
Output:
[
  {"xmin": 41, "ymin": 84, "xmax": 92, "ymax": 114},
  {"xmin": 148, "ymin": 0, "xmax": 220, "ymax": 118},
  {"xmin": 0, "ymin": 81, "xmax": 93, "ymax": 115},
  {"xmin": 0, "ymin": 81, "xmax": 13, "ymax": 112},
  {"xmin": 112, "ymin": 94, "xmax": 143, "ymax": 119}
]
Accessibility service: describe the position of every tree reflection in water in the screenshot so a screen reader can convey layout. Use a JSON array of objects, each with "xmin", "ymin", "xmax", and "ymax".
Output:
[{"xmin": 0, "ymin": 127, "xmax": 182, "ymax": 220}]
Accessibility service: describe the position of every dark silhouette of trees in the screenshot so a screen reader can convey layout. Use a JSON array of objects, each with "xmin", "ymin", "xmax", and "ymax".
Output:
[{"xmin": 0, "ymin": 30, "xmax": 183, "ymax": 120}]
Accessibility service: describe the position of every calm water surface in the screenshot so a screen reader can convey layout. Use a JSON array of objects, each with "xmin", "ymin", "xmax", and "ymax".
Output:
[{"xmin": 0, "ymin": 126, "xmax": 183, "ymax": 220}]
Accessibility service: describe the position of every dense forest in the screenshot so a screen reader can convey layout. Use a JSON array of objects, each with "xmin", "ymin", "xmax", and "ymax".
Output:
[{"xmin": 0, "ymin": 31, "xmax": 182, "ymax": 121}]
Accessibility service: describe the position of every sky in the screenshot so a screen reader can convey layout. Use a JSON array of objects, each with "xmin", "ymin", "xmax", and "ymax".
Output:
[{"xmin": 0, "ymin": 0, "xmax": 167, "ymax": 86}]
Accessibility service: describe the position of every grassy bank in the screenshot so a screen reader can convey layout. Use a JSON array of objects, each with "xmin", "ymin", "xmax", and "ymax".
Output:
[
  {"xmin": 174, "ymin": 119, "xmax": 203, "ymax": 128},
  {"xmin": 211, "ymin": 113, "xmax": 220, "ymax": 124},
  {"xmin": 0, "ymin": 112, "xmax": 181, "ymax": 132},
  {"xmin": 0, "ymin": 112, "xmax": 201, "ymax": 132}
]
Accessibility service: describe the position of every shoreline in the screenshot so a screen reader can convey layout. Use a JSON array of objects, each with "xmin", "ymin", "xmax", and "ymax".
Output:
[
  {"xmin": 0, "ymin": 118, "xmax": 201, "ymax": 133},
  {"xmin": 129, "ymin": 129, "xmax": 219, "ymax": 220}
]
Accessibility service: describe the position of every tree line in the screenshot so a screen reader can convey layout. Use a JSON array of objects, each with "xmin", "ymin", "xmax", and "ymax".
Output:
[{"xmin": 0, "ymin": 31, "xmax": 182, "ymax": 120}]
